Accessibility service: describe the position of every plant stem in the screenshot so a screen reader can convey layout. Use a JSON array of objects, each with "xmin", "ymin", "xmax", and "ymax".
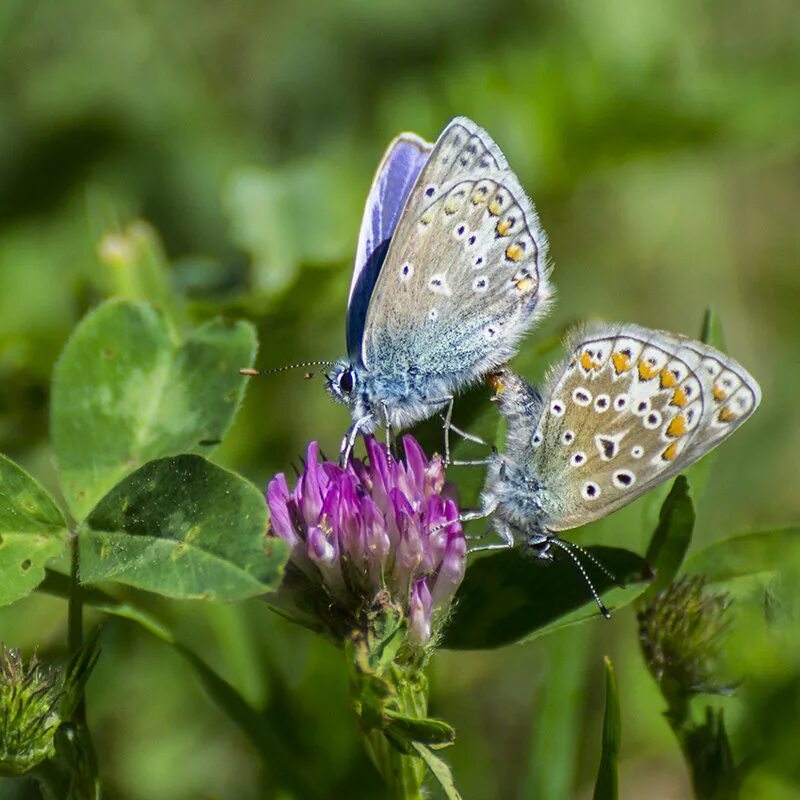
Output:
[
  {"xmin": 362, "ymin": 667, "xmax": 428, "ymax": 800},
  {"xmin": 31, "ymin": 757, "xmax": 72, "ymax": 800},
  {"xmin": 67, "ymin": 532, "xmax": 85, "ymax": 724},
  {"xmin": 366, "ymin": 729, "xmax": 426, "ymax": 800}
]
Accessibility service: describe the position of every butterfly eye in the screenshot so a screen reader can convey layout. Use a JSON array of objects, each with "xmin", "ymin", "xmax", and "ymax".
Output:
[{"xmin": 339, "ymin": 370, "xmax": 354, "ymax": 394}]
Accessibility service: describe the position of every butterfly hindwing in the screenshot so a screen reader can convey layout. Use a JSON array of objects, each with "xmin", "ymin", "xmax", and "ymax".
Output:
[
  {"xmin": 361, "ymin": 117, "xmax": 550, "ymax": 382},
  {"xmin": 527, "ymin": 324, "xmax": 761, "ymax": 531}
]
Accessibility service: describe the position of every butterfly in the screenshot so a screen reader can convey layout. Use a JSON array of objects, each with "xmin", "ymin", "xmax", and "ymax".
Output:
[
  {"xmin": 472, "ymin": 323, "xmax": 761, "ymax": 615},
  {"xmin": 324, "ymin": 116, "xmax": 553, "ymax": 463}
]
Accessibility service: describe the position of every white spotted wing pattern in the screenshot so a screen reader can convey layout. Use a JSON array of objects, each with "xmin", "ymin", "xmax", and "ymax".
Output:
[
  {"xmin": 522, "ymin": 323, "xmax": 761, "ymax": 531},
  {"xmin": 361, "ymin": 116, "xmax": 551, "ymax": 381}
]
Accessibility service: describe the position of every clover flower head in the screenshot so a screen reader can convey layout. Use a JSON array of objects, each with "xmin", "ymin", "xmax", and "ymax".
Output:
[{"xmin": 267, "ymin": 436, "xmax": 466, "ymax": 649}]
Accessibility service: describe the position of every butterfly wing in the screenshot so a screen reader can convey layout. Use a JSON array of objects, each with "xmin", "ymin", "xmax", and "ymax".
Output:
[
  {"xmin": 359, "ymin": 117, "xmax": 551, "ymax": 386},
  {"xmin": 527, "ymin": 323, "xmax": 761, "ymax": 532},
  {"xmin": 347, "ymin": 132, "xmax": 433, "ymax": 360}
]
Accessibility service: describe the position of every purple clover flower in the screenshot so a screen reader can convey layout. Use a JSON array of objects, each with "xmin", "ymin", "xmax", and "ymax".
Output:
[{"xmin": 267, "ymin": 436, "xmax": 466, "ymax": 646}]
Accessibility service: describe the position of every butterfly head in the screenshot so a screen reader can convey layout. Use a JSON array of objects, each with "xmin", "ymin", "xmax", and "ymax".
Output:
[{"xmin": 326, "ymin": 360, "xmax": 360, "ymax": 405}]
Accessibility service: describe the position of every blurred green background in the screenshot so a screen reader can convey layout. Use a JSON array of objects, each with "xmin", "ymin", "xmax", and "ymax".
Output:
[{"xmin": 1, "ymin": 0, "xmax": 798, "ymax": 798}]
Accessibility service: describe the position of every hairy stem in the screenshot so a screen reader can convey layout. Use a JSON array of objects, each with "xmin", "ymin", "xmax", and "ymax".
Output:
[{"xmin": 363, "ymin": 668, "xmax": 428, "ymax": 800}]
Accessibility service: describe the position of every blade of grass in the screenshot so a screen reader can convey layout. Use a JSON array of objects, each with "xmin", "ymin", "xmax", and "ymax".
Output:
[
  {"xmin": 592, "ymin": 657, "xmax": 621, "ymax": 800},
  {"xmin": 520, "ymin": 625, "xmax": 590, "ymax": 800}
]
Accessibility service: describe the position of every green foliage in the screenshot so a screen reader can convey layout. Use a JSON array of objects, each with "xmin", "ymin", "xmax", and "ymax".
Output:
[
  {"xmin": 522, "ymin": 625, "xmax": 591, "ymax": 800},
  {"xmin": 225, "ymin": 161, "xmax": 361, "ymax": 296},
  {"xmin": 684, "ymin": 528, "xmax": 800, "ymax": 582},
  {"xmin": 442, "ymin": 546, "xmax": 649, "ymax": 649},
  {"xmin": 38, "ymin": 573, "xmax": 327, "ymax": 799},
  {"xmin": 0, "ymin": 456, "xmax": 67, "ymax": 606},
  {"xmin": 80, "ymin": 455, "xmax": 285, "ymax": 601},
  {"xmin": 1, "ymin": 1, "xmax": 798, "ymax": 796},
  {"xmin": 52, "ymin": 300, "xmax": 256, "ymax": 521},
  {"xmin": 346, "ymin": 598, "xmax": 459, "ymax": 799},
  {"xmin": 0, "ymin": 288, "xmax": 289, "ymax": 794},
  {"xmin": 700, "ymin": 307, "xmax": 726, "ymax": 353},
  {"xmin": 684, "ymin": 309, "xmax": 725, "ymax": 499},
  {"xmin": 640, "ymin": 476, "xmax": 695, "ymax": 603},
  {"xmin": 638, "ymin": 577, "xmax": 741, "ymax": 799},
  {"xmin": 593, "ymin": 657, "xmax": 621, "ymax": 800},
  {"xmin": 683, "ymin": 708, "xmax": 739, "ymax": 800},
  {"xmin": 411, "ymin": 743, "xmax": 463, "ymax": 800}
]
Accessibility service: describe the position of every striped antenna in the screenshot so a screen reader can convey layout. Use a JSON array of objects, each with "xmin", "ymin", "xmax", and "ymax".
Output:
[
  {"xmin": 546, "ymin": 537, "xmax": 612, "ymax": 619},
  {"xmin": 240, "ymin": 360, "xmax": 336, "ymax": 378},
  {"xmin": 564, "ymin": 540, "xmax": 622, "ymax": 587}
]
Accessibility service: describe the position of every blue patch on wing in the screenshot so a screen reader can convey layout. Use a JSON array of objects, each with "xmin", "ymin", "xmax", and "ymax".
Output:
[
  {"xmin": 346, "ymin": 134, "xmax": 431, "ymax": 363},
  {"xmin": 346, "ymin": 237, "xmax": 391, "ymax": 362}
]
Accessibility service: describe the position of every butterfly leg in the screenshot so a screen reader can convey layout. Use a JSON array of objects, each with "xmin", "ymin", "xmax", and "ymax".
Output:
[
  {"xmin": 440, "ymin": 397, "xmax": 495, "ymax": 466},
  {"xmin": 380, "ymin": 402, "xmax": 399, "ymax": 461},
  {"xmin": 446, "ymin": 429, "xmax": 496, "ymax": 465},
  {"xmin": 469, "ymin": 541, "xmax": 514, "ymax": 553},
  {"xmin": 467, "ymin": 521, "xmax": 514, "ymax": 553},
  {"xmin": 459, "ymin": 502, "xmax": 497, "ymax": 526},
  {"xmin": 429, "ymin": 500, "xmax": 497, "ymax": 537},
  {"xmin": 445, "ymin": 419, "xmax": 493, "ymax": 449},
  {"xmin": 441, "ymin": 396, "xmax": 455, "ymax": 464},
  {"xmin": 339, "ymin": 414, "xmax": 372, "ymax": 467}
]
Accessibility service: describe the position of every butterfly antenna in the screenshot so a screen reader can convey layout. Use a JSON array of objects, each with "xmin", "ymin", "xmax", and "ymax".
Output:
[
  {"xmin": 240, "ymin": 360, "xmax": 336, "ymax": 378},
  {"xmin": 547, "ymin": 537, "xmax": 612, "ymax": 620},
  {"xmin": 566, "ymin": 541, "xmax": 623, "ymax": 588}
]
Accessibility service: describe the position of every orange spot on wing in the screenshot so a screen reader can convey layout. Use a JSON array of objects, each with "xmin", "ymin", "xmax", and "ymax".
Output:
[
  {"xmin": 515, "ymin": 277, "xmax": 536, "ymax": 294},
  {"xmin": 638, "ymin": 360, "xmax": 659, "ymax": 381},
  {"xmin": 659, "ymin": 369, "xmax": 678, "ymax": 389},
  {"xmin": 718, "ymin": 407, "xmax": 736, "ymax": 423},
  {"xmin": 488, "ymin": 198, "xmax": 503, "ymax": 216},
  {"xmin": 580, "ymin": 351, "xmax": 595, "ymax": 371},
  {"xmin": 612, "ymin": 351, "xmax": 631, "ymax": 374},
  {"xmin": 666, "ymin": 415, "xmax": 687, "ymax": 437},
  {"xmin": 471, "ymin": 186, "xmax": 488, "ymax": 205},
  {"xmin": 505, "ymin": 243, "xmax": 524, "ymax": 262},
  {"xmin": 496, "ymin": 219, "xmax": 512, "ymax": 236},
  {"xmin": 670, "ymin": 387, "xmax": 688, "ymax": 407},
  {"xmin": 661, "ymin": 442, "xmax": 679, "ymax": 461},
  {"xmin": 712, "ymin": 384, "xmax": 727, "ymax": 402}
]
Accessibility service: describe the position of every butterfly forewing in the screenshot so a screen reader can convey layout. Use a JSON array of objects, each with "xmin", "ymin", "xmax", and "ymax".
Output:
[
  {"xmin": 349, "ymin": 132, "xmax": 433, "ymax": 305},
  {"xmin": 361, "ymin": 117, "xmax": 550, "ymax": 379},
  {"xmin": 529, "ymin": 324, "xmax": 760, "ymax": 531},
  {"xmin": 347, "ymin": 133, "xmax": 433, "ymax": 359}
]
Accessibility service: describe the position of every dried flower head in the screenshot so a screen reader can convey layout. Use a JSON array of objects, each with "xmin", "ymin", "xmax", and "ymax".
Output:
[
  {"xmin": 0, "ymin": 646, "xmax": 62, "ymax": 777},
  {"xmin": 266, "ymin": 436, "xmax": 466, "ymax": 651},
  {"xmin": 638, "ymin": 575, "xmax": 732, "ymax": 697}
]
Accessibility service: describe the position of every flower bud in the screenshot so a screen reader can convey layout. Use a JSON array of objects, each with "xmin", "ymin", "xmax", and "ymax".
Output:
[
  {"xmin": 638, "ymin": 575, "xmax": 732, "ymax": 697},
  {"xmin": 0, "ymin": 646, "xmax": 61, "ymax": 777}
]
